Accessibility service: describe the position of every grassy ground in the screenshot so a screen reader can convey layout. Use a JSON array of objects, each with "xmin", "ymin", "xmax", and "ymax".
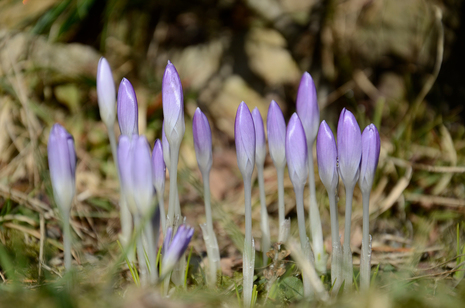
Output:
[{"xmin": 1, "ymin": 0, "xmax": 465, "ymax": 307}]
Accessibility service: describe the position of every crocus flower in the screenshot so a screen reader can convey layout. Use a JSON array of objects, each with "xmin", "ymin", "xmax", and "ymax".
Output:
[
  {"xmin": 162, "ymin": 122, "xmax": 170, "ymax": 169},
  {"xmin": 316, "ymin": 121, "xmax": 338, "ymax": 192},
  {"xmin": 252, "ymin": 108, "xmax": 266, "ymax": 166},
  {"xmin": 162, "ymin": 224, "xmax": 194, "ymax": 276},
  {"xmin": 296, "ymin": 72, "xmax": 319, "ymax": 144},
  {"xmin": 131, "ymin": 136, "xmax": 154, "ymax": 215},
  {"xmin": 285, "ymin": 113, "xmax": 308, "ymax": 189},
  {"xmin": 162, "ymin": 61, "xmax": 185, "ymax": 149},
  {"xmin": 48, "ymin": 123, "xmax": 76, "ymax": 213},
  {"xmin": 152, "ymin": 139, "xmax": 166, "ymax": 196},
  {"xmin": 117, "ymin": 135, "xmax": 135, "ymax": 209},
  {"xmin": 235, "ymin": 101, "xmax": 256, "ymax": 179},
  {"xmin": 267, "ymin": 100, "xmax": 286, "ymax": 168},
  {"xmin": 359, "ymin": 124, "xmax": 381, "ymax": 193},
  {"xmin": 337, "ymin": 108, "xmax": 362, "ymax": 188},
  {"xmin": 97, "ymin": 57, "xmax": 116, "ymax": 128},
  {"xmin": 117, "ymin": 78, "xmax": 139, "ymax": 136},
  {"xmin": 193, "ymin": 108, "xmax": 213, "ymax": 174}
]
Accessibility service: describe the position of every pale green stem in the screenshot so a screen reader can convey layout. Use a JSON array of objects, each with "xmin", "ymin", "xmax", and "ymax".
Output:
[
  {"xmin": 157, "ymin": 189, "xmax": 166, "ymax": 233},
  {"xmin": 360, "ymin": 190, "xmax": 371, "ymax": 290},
  {"xmin": 276, "ymin": 166, "xmax": 285, "ymax": 241},
  {"xmin": 144, "ymin": 221, "xmax": 158, "ymax": 284},
  {"xmin": 257, "ymin": 165, "xmax": 270, "ymax": 265},
  {"xmin": 62, "ymin": 212, "xmax": 72, "ymax": 271},
  {"xmin": 134, "ymin": 215, "xmax": 148, "ymax": 286},
  {"xmin": 168, "ymin": 146, "xmax": 180, "ymax": 223},
  {"xmin": 343, "ymin": 184, "xmax": 355, "ymax": 289},
  {"xmin": 328, "ymin": 189, "xmax": 342, "ymax": 294},
  {"xmin": 244, "ymin": 176, "xmax": 252, "ymax": 248}
]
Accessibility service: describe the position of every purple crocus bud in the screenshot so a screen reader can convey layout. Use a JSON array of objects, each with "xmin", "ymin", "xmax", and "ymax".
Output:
[
  {"xmin": 359, "ymin": 124, "xmax": 381, "ymax": 193},
  {"xmin": 235, "ymin": 102, "xmax": 256, "ymax": 178},
  {"xmin": 152, "ymin": 139, "xmax": 166, "ymax": 195},
  {"xmin": 193, "ymin": 108, "xmax": 213, "ymax": 174},
  {"xmin": 285, "ymin": 114, "xmax": 308, "ymax": 188},
  {"xmin": 162, "ymin": 61, "xmax": 185, "ymax": 148},
  {"xmin": 252, "ymin": 107, "xmax": 266, "ymax": 167},
  {"xmin": 131, "ymin": 136, "xmax": 154, "ymax": 214},
  {"xmin": 296, "ymin": 72, "xmax": 319, "ymax": 143},
  {"xmin": 48, "ymin": 124, "xmax": 76, "ymax": 213},
  {"xmin": 337, "ymin": 108, "xmax": 362, "ymax": 188},
  {"xmin": 267, "ymin": 100, "xmax": 286, "ymax": 168},
  {"xmin": 316, "ymin": 121, "xmax": 338, "ymax": 192},
  {"xmin": 97, "ymin": 57, "xmax": 116, "ymax": 127},
  {"xmin": 162, "ymin": 122, "xmax": 170, "ymax": 169},
  {"xmin": 162, "ymin": 224, "xmax": 194, "ymax": 276},
  {"xmin": 117, "ymin": 78, "xmax": 139, "ymax": 136},
  {"xmin": 117, "ymin": 135, "xmax": 134, "ymax": 200}
]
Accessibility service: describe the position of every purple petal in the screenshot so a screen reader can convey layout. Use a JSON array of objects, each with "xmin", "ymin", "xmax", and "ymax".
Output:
[
  {"xmin": 267, "ymin": 100, "xmax": 286, "ymax": 168},
  {"xmin": 296, "ymin": 72, "xmax": 319, "ymax": 143},
  {"xmin": 235, "ymin": 102, "xmax": 256, "ymax": 177},
  {"xmin": 359, "ymin": 124, "xmax": 381, "ymax": 192},
  {"xmin": 97, "ymin": 57, "xmax": 116, "ymax": 126},
  {"xmin": 193, "ymin": 108, "xmax": 213, "ymax": 173},
  {"xmin": 131, "ymin": 136, "xmax": 154, "ymax": 214},
  {"xmin": 337, "ymin": 108, "xmax": 362, "ymax": 187},
  {"xmin": 285, "ymin": 113, "xmax": 308, "ymax": 187},
  {"xmin": 117, "ymin": 78, "xmax": 139, "ymax": 136},
  {"xmin": 117, "ymin": 135, "xmax": 133, "ymax": 197},
  {"xmin": 162, "ymin": 61, "xmax": 184, "ymax": 146},
  {"xmin": 152, "ymin": 139, "xmax": 166, "ymax": 194},
  {"xmin": 162, "ymin": 122, "xmax": 170, "ymax": 169},
  {"xmin": 316, "ymin": 121, "xmax": 338, "ymax": 192},
  {"xmin": 252, "ymin": 107, "xmax": 266, "ymax": 166}
]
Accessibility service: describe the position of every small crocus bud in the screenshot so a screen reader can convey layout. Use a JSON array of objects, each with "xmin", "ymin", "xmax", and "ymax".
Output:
[
  {"xmin": 296, "ymin": 72, "xmax": 319, "ymax": 143},
  {"xmin": 162, "ymin": 61, "xmax": 185, "ymax": 149},
  {"xmin": 117, "ymin": 78, "xmax": 139, "ymax": 136},
  {"xmin": 152, "ymin": 139, "xmax": 166, "ymax": 195},
  {"xmin": 252, "ymin": 107, "xmax": 266, "ymax": 167},
  {"xmin": 359, "ymin": 124, "xmax": 381, "ymax": 193},
  {"xmin": 267, "ymin": 100, "xmax": 286, "ymax": 168},
  {"xmin": 235, "ymin": 102, "xmax": 256, "ymax": 178},
  {"xmin": 316, "ymin": 121, "xmax": 338, "ymax": 192},
  {"xmin": 48, "ymin": 124, "xmax": 76, "ymax": 213},
  {"xmin": 117, "ymin": 135, "xmax": 133, "ymax": 198},
  {"xmin": 285, "ymin": 113, "xmax": 308, "ymax": 188},
  {"xmin": 337, "ymin": 108, "xmax": 362, "ymax": 188},
  {"xmin": 193, "ymin": 108, "xmax": 213, "ymax": 174},
  {"xmin": 131, "ymin": 136, "xmax": 154, "ymax": 215},
  {"xmin": 97, "ymin": 57, "xmax": 116, "ymax": 127},
  {"xmin": 162, "ymin": 224, "xmax": 194, "ymax": 276},
  {"xmin": 162, "ymin": 122, "xmax": 171, "ymax": 169}
]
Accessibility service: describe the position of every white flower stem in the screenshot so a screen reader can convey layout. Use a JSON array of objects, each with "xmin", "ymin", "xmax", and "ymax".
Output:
[
  {"xmin": 360, "ymin": 190, "xmax": 371, "ymax": 290},
  {"xmin": 62, "ymin": 211, "xmax": 72, "ymax": 272},
  {"xmin": 307, "ymin": 142, "xmax": 326, "ymax": 274},
  {"xmin": 276, "ymin": 166, "xmax": 285, "ymax": 242},
  {"xmin": 257, "ymin": 165, "xmax": 270, "ymax": 265},
  {"xmin": 144, "ymin": 221, "xmax": 158, "ymax": 284},
  {"xmin": 295, "ymin": 185, "xmax": 313, "ymax": 297},
  {"xmin": 242, "ymin": 175, "xmax": 255, "ymax": 307},
  {"xmin": 328, "ymin": 189, "xmax": 342, "ymax": 294},
  {"xmin": 168, "ymin": 146, "xmax": 180, "ymax": 223},
  {"xmin": 134, "ymin": 214, "xmax": 148, "ymax": 286},
  {"xmin": 343, "ymin": 184, "xmax": 355, "ymax": 289},
  {"xmin": 157, "ymin": 189, "xmax": 166, "ymax": 234},
  {"xmin": 244, "ymin": 176, "xmax": 253, "ymax": 249}
]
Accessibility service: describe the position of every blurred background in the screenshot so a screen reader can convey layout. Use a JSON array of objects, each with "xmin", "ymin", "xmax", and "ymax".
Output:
[{"xmin": 0, "ymin": 0, "xmax": 465, "ymax": 293}]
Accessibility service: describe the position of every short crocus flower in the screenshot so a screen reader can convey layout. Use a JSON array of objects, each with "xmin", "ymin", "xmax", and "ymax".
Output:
[
  {"xmin": 359, "ymin": 124, "xmax": 381, "ymax": 194},
  {"xmin": 267, "ymin": 100, "xmax": 286, "ymax": 168},
  {"xmin": 193, "ymin": 108, "xmax": 213, "ymax": 174},
  {"xmin": 337, "ymin": 108, "xmax": 362, "ymax": 187},
  {"xmin": 162, "ymin": 224, "xmax": 194, "ymax": 277},
  {"xmin": 235, "ymin": 101, "xmax": 256, "ymax": 179},
  {"xmin": 117, "ymin": 78, "xmax": 139, "ymax": 136},
  {"xmin": 162, "ymin": 61, "xmax": 185, "ymax": 149},
  {"xmin": 285, "ymin": 113, "xmax": 308, "ymax": 189},
  {"xmin": 97, "ymin": 57, "xmax": 116, "ymax": 128},
  {"xmin": 296, "ymin": 72, "xmax": 319, "ymax": 144},
  {"xmin": 152, "ymin": 139, "xmax": 166, "ymax": 231},
  {"xmin": 252, "ymin": 108, "xmax": 266, "ymax": 167},
  {"xmin": 48, "ymin": 123, "xmax": 76, "ymax": 271}
]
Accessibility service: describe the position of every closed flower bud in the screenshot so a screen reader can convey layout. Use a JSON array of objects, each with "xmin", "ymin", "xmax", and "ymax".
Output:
[
  {"xmin": 117, "ymin": 135, "xmax": 135, "ymax": 204},
  {"xmin": 252, "ymin": 107, "xmax": 266, "ymax": 167},
  {"xmin": 132, "ymin": 136, "xmax": 154, "ymax": 215},
  {"xmin": 48, "ymin": 124, "xmax": 76, "ymax": 213},
  {"xmin": 296, "ymin": 72, "xmax": 319, "ymax": 143},
  {"xmin": 285, "ymin": 113, "xmax": 308, "ymax": 188},
  {"xmin": 337, "ymin": 108, "xmax": 362, "ymax": 188},
  {"xmin": 152, "ymin": 139, "xmax": 166, "ymax": 195},
  {"xmin": 359, "ymin": 124, "xmax": 381, "ymax": 193},
  {"xmin": 117, "ymin": 78, "xmax": 139, "ymax": 136},
  {"xmin": 162, "ymin": 61, "xmax": 185, "ymax": 149},
  {"xmin": 316, "ymin": 121, "xmax": 338, "ymax": 192},
  {"xmin": 267, "ymin": 100, "xmax": 286, "ymax": 168},
  {"xmin": 162, "ymin": 224, "xmax": 194, "ymax": 276},
  {"xmin": 193, "ymin": 108, "xmax": 213, "ymax": 174},
  {"xmin": 235, "ymin": 102, "xmax": 256, "ymax": 178},
  {"xmin": 97, "ymin": 57, "xmax": 116, "ymax": 127}
]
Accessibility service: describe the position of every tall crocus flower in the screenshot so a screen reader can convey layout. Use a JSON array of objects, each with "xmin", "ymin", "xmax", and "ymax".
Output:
[
  {"xmin": 117, "ymin": 78, "xmax": 139, "ymax": 136},
  {"xmin": 48, "ymin": 124, "xmax": 76, "ymax": 271},
  {"xmin": 235, "ymin": 102, "xmax": 256, "ymax": 308},
  {"xmin": 161, "ymin": 225, "xmax": 194, "ymax": 277},
  {"xmin": 152, "ymin": 139, "xmax": 166, "ymax": 232},
  {"xmin": 266, "ymin": 100, "xmax": 289, "ymax": 242},
  {"xmin": 162, "ymin": 61, "xmax": 185, "ymax": 226},
  {"xmin": 97, "ymin": 58, "xmax": 132, "ymax": 260},
  {"xmin": 359, "ymin": 124, "xmax": 380, "ymax": 290},
  {"xmin": 317, "ymin": 121, "xmax": 342, "ymax": 294},
  {"xmin": 296, "ymin": 72, "xmax": 326, "ymax": 274},
  {"xmin": 193, "ymin": 108, "xmax": 220, "ymax": 286},
  {"xmin": 286, "ymin": 113, "xmax": 312, "ymax": 297},
  {"xmin": 252, "ymin": 107, "xmax": 270, "ymax": 266},
  {"xmin": 337, "ymin": 108, "xmax": 362, "ymax": 289}
]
